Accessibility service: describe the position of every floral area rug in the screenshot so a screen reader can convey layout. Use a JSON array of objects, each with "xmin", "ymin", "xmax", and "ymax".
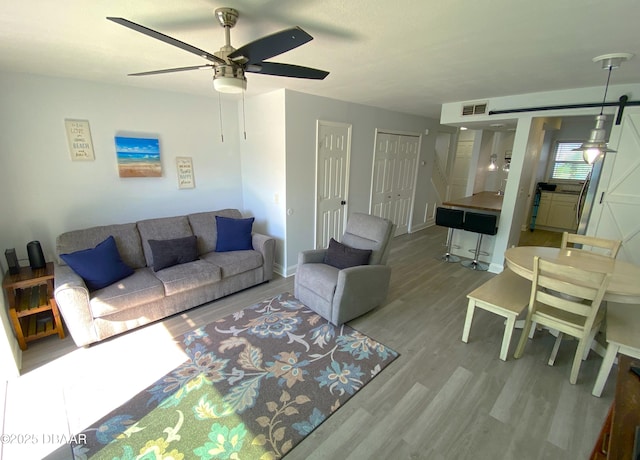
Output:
[{"xmin": 73, "ymin": 292, "xmax": 399, "ymax": 460}]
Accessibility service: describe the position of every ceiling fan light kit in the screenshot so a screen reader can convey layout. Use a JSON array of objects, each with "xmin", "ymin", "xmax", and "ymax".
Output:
[
  {"xmin": 213, "ymin": 65, "xmax": 246, "ymax": 93},
  {"xmin": 106, "ymin": 6, "xmax": 328, "ymax": 95}
]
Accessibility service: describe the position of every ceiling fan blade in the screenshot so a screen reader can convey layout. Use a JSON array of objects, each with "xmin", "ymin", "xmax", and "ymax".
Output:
[
  {"xmin": 228, "ymin": 27, "xmax": 313, "ymax": 64},
  {"xmin": 246, "ymin": 62, "xmax": 329, "ymax": 80},
  {"xmin": 129, "ymin": 64, "xmax": 214, "ymax": 76},
  {"xmin": 107, "ymin": 17, "xmax": 226, "ymax": 65}
]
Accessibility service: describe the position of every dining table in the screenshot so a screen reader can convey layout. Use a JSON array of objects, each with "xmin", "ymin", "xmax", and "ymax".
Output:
[{"xmin": 504, "ymin": 246, "xmax": 640, "ymax": 304}]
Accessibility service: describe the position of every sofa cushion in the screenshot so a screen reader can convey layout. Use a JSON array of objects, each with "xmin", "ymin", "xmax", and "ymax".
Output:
[
  {"xmin": 60, "ymin": 236, "xmax": 134, "ymax": 291},
  {"xmin": 215, "ymin": 216, "xmax": 254, "ymax": 252},
  {"xmin": 153, "ymin": 260, "xmax": 222, "ymax": 296},
  {"xmin": 57, "ymin": 223, "xmax": 146, "ymax": 269},
  {"xmin": 200, "ymin": 250, "xmax": 263, "ymax": 278},
  {"xmin": 323, "ymin": 238, "xmax": 372, "ymax": 269},
  {"xmin": 89, "ymin": 268, "xmax": 165, "ymax": 318},
  {"xmin": 148, "ymin": 235, "xmax": 199, "ymax": 271},
  {"xmin": 188, "ymin": 209, "xmax": 243, "ymax": 255},
  {"xmin": 137, "ymin": 216, "xmax": 193, "ymax": 268}
]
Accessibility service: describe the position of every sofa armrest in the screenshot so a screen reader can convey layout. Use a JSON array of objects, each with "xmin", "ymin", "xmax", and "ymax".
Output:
[
  {"xmin": 54, "ymin": 263, "xmax": 97, "ymax": 347},
  {"xmin": 333, "ymin": 264, "xmax": 392, "ymax": 325},
  {"xmin": 252, "ymin": 233, "xmax": 276, "ymax": 281},
  {"xmin": 298, "ymin": 249, "xmax": 327, "ymax": 265}
]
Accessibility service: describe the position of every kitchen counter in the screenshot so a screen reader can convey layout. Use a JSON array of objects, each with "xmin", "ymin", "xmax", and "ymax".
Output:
[
  {"xmin": 443, "ymin": 191, "xmax": 503, "ymax": 212},
  {"xmin": 442, "ymin": 192, "xmax": 502, "ymax": 269}
]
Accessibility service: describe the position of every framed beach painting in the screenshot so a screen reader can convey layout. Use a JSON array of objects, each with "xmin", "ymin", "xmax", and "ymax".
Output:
[{"xmin": 115, "ymin": 136, "xmax": 162, "ymax": 178}]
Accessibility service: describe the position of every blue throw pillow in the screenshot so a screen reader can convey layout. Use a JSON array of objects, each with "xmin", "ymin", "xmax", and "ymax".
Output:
[
  {"xmin": 215, "ymin": 216, "xmax": 254, "ymax": 252},
  {"xmin": 60, "ymin": 235, "xmax": 134, "ymax": 291}
]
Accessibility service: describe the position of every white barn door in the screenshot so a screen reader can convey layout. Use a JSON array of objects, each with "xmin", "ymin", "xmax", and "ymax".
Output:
[
  {"xmin": 370, "ymin": 130, "xmax": 420, "ymax": 235},
  {"xmin": 316, "ymin": 121, "xmax": 352, "ymax": 249},
  {"xmin": 589, "ymin": 108, "xmax": 640, "ymax": 265}
]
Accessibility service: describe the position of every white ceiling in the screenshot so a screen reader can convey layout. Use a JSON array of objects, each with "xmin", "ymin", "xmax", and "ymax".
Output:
[{"xmin": 2, "ymin": 0, "xmax": 640, "ymax": 119}]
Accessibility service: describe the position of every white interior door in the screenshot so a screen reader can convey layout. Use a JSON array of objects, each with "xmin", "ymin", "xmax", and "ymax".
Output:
[
  {"xmin": 316, "ymin": 121, "xmax": 352, "ymax": 249},
  {"xmin": 589, "ymin": 108, "xmax": 640, "ymax": 265},
  {"xmin": 392, "ymin": 135, "xmax": 419, "ymax": 234},
  {"xmin": 370, "ymin": 131, "xmax": 420, "ymax": 235},
  {"xmin": 371, "ymin": 133, "xmax": 398, "ymax": 223}
]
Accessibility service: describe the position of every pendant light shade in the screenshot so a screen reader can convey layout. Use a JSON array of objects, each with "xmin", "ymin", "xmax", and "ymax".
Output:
[
  {"xmin": 575, "ymin": 114, "xmax": 616, "ymax": 164},
  {"xmin": 574, "ymin": 53, "xmax": 633, "ymax": 164}
]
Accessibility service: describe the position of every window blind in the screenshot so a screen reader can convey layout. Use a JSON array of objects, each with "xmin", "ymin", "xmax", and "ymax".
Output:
[{"xmin": 551, "ymin": 142, "xmax": 592, "ymax": 180}]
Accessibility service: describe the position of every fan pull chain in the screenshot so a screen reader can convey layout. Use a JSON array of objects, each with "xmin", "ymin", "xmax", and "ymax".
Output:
[
  {"xmin": 242, "ymin": 89, "xmax": 247, "ymax": 140},
  {"xmin": 218, "ymin": 91, "xmax": 224, "ymax": 142}
]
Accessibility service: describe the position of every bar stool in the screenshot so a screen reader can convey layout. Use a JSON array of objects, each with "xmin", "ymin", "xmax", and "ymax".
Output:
[
  {"xmin": 461, "ymin": 212, "xmax": 497, "ymax": 271},
  {"xmin": 435, "ymin": 207, "xmax": 465, "ymax": 263}
]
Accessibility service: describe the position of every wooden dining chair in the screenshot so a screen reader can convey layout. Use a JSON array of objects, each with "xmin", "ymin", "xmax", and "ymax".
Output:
[
  {"xmin": 561, "ymin": 232, "xmax": 621, "ymax": 258},
  {"xmin": 592, "ymin": 302, "xmax": 640, "ymax": 397},
  {"xmin": 514, "ymin": 256, "xmax": 612, "ymax": 384}
]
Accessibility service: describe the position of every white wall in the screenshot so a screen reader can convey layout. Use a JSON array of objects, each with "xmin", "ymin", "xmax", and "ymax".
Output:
[
  {"xmin": 240, "ymin": 90, "xmax": 287, "ymax": 273},
  {"xmin": 0, "ymin": 294, "xmax": 20, "ymax": 379},
  {"xmin": 0, "ymin": 71, "xmax": 245, "ymax": 266},
  {"xmin": 283, "ymin": 90, "xmax": 441, "ymax": 275}
]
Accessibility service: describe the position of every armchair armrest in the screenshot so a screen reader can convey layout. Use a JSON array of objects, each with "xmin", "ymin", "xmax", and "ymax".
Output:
[
  {"xmin": 252, "ymin": 233, "xmax": 276, "ymax": 281},
  {"xmin": 298, "ymin": 249, "xmax": 327, "ymax": 265},
  {"xmin": 53, "ymin": 263, "xmax": 97, "ymax": 347},
  {"xmin": 333, "ymin": 264, "xmax": 392, "ymax": 325}
]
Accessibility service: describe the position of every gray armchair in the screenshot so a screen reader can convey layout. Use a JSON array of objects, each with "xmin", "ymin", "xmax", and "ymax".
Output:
[{"xmin": 294, "ymin": 213, "xmax": 395, "ymax": 325}]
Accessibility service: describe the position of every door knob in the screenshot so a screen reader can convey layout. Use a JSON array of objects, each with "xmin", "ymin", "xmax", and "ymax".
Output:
[{"xmin": 341, "ymin": 200, "xmax": 346, "ymax": 205}]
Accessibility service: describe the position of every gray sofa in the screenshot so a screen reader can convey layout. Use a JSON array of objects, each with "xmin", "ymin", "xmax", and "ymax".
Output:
[{"xmin": 54, "ymin": 209, "xmax": 275, "ymax": 347}]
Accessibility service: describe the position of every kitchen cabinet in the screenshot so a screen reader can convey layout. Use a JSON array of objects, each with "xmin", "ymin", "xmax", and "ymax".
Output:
[
  {"xmin": 535, "ymin": 193, "xmax": 552, "ymax": 226},
  {"xmin": 534, "ymin": 192, "xmax": 579, "ymax": 230}
]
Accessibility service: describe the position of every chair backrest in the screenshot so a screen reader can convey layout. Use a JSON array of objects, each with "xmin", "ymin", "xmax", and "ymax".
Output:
[
  {"xmin": 341, "ymin": 213, "xmax": 395, "ymax": 265},
  {"xmin": 463, "ymin": 212, "xmax": 498, "ymax": 236},
  {"xmin": 529, "ymin": 256, "xmax": 611, "ymax": 332},
  {"xmin": 435, "ymin": 207, "xmax": 465, "ymax": 229},
  {"xmin": 560, "ymin": 232, "xmax": 621, "ymax": 258}
]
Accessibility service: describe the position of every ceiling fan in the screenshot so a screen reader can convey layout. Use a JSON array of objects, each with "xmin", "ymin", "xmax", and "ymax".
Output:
[{"xmin": 107, "ymin": 7, "xmax": 329, "ymax": 94}]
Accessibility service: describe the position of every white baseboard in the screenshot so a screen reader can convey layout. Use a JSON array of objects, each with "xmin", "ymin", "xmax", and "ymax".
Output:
[
  {"xmin": 488, "ymin": 261, "xmax": 504, "ymax": 274},
  {"xmin": 410, "ymin": 218, "xmax": 434, "ymax": 233},
  {"xmin": 273, "ymin": 262, "xmax": 295, "ymax": 278}
]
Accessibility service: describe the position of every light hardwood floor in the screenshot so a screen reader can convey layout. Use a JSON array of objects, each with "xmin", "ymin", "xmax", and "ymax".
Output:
[{"xmin": 2, "ymin": 226, "xmax": 613, "ymax": 459}]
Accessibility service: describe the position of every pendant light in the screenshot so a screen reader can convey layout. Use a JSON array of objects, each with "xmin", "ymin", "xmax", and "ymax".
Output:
[
  {"xmin": 574, "ymin": 53, "xmax": 633, "ymax": 164},
  {"xmin": 488, "ymin": 153, "xmax": 498, "ymax": 170}
]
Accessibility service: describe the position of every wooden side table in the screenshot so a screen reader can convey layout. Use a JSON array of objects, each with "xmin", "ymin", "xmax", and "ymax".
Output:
[{"xmin": 2, "ymin": 262, "xmax": 65, "ymax": 350}]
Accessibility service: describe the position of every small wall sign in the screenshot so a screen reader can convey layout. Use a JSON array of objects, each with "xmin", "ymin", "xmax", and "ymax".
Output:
[
  {"xmin": 176, "ymin": 157, "xmax": 195, "ymax": 189},
  {"xmin": 65, "ymin": 119, "xmax": 95, "ymax": 161}
]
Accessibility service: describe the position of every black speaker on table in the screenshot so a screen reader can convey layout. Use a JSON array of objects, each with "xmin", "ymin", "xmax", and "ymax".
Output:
[
  {"xmin": 27, "ymin": 241, "xmax": 46, "ymax": 270},
  {"xmin": 4, "ymin": 248, "xmax": 20, "ymax": 275}
]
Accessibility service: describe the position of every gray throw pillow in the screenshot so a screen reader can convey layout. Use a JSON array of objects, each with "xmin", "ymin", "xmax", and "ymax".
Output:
[
  {"xmin": 148, "ymin": 235, "xmax": 198, "ymax": 271},
  {"xmin": 323, "ymin": 238, "xmax": 372, "ymax": 269}
]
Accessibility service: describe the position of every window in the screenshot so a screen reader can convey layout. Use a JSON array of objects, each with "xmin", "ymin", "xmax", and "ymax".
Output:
[{"xmin": 550, "ymin": 142, "xmax": 592, "ymax": 181}]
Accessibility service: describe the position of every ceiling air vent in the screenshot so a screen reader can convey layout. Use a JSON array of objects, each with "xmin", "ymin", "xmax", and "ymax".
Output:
[{"xmin": 461, "ymin": 101, "xmax": 488, "ymax": 116}]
